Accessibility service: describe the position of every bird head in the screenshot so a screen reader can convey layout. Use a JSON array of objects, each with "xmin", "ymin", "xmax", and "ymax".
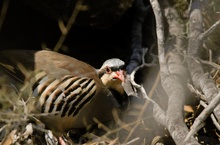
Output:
[{"xmin": 98, "ymin": 58, "xmax": 126, "ymax": 95}]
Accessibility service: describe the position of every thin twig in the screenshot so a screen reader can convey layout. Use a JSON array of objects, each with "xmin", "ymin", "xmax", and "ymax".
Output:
[
  {"xmin": 187, "ymin": 83, "xmax": 206, "ymax": 100},
  {"xmin": 0, "ymin": 0, "xmax": 9, "ymax": 30},
  {"xmin": 200, "ymin": 100, "xmax": 220, "ymax": 131},
  {"xmin": 199, "ymin": 19, "xmax": 220, "ymax": 40},
  {"xmin": 53, "ymin": 0, "xmax": 84, "ymax": 52},
  {"xmin": 184, "ymin": 91, "xmax": 220, "ymax": 142},
  {"xmin": 123, "ymin": 137, "xmax": 140, "ymax": 145},
  {"xmin": 200, "ymin": 59, "xmax": 220, "ymax": 70}
]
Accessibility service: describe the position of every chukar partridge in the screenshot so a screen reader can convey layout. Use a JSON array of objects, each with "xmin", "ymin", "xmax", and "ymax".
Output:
[{"xmin": 0, "ymin": 49, "xmax": 126, "ymax": 136}]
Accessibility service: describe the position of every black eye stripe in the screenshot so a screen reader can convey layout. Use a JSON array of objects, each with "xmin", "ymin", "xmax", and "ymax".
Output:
[{"xmin": 109, "ymin": 65, "xmax": 125, "ymax": 71}]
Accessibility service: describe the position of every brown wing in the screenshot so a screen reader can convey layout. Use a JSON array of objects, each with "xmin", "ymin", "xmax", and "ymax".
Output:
[{"xmin": 0, "ymin": 50, "xmax": 101, "ymax": 83}]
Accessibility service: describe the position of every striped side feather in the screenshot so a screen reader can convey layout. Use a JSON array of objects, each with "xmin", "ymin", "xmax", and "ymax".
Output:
[{"xmin": 32, "ymin": 73, "xmax": 97, "ymax": 117}]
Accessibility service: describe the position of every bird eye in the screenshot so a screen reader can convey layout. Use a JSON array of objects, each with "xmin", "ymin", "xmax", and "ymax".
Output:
[{"xmin": 105, "ymin": 66, "xmax": 112, "ymax": 74}]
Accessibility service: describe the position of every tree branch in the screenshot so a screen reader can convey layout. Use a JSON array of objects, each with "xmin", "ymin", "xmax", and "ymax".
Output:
[
  {"xmin": 149, "ymin": 0, "xmax": 199, "ymax": 144},
  {"xmin": 185, "ymin": 0, "xmax": 220, "ymax": 142}
]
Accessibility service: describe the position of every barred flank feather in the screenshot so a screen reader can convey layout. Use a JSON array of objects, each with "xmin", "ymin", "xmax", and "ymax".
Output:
[{"xmin": 32, "ymin": 72, "xmax": 97, "ymax": 117}]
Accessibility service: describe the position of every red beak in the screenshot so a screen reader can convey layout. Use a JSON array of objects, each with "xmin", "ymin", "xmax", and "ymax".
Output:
[{"xmin": 114, "ymin": 70, "xmax": 125, "ymax": 82}]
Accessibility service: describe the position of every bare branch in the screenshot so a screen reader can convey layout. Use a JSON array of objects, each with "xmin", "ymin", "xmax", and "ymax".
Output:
[
  {"xmin": 126, "ymin": 48, "xmax": 167, "ymax": 139},
  {"xmin": 185, "ymin": 91, "xmax": 220, "ymax": 142},
  {"xmin": 53, "ymin": 0, "xmax": 85, "ymax": 52},
  {"xmin": 200, "ymin": 100, "xmax": 220, "ymax": 130},
  {"xmin": 200, "ymin": 59, "xmax": 220, "ymax": 70},
  {"xmin": 185, "ymin": 0, "xmax": 220, "ymax": 142},
  {"xmin": 150, "ymin": 0, "xmax": 199, "ymax": 144},
  {"xmin": 187, "ymin": 83, "xmax": 206, "ymax": 100},
  {"xmin": 199, "ymin": 19, "xmax": 220, "ymax": 40}
]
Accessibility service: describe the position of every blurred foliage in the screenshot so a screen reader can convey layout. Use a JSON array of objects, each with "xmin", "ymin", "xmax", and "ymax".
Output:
[
  {"xmin": 168, "ymin": 0, "xmax": 189, "ymax": 18},
  {"xmin": 201, "ymin": 0, "xmax": 220, "ymax": 62}
]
